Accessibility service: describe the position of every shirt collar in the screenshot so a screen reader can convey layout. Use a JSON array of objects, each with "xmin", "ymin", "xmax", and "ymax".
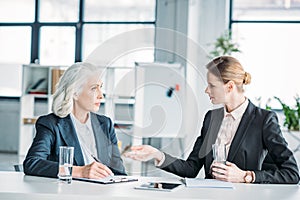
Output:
[
  {"xmin": 70, "ymin": 112, "xmax": 93, "ymax": 132},
  {"xmin": 224, "ymin": 98, "xmax": 249, "ymax": 120}
]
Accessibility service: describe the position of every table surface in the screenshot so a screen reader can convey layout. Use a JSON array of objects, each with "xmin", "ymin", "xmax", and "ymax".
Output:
[{"xmin": 0, "ymin": 171, "xmax": 299, "ymax": 200}]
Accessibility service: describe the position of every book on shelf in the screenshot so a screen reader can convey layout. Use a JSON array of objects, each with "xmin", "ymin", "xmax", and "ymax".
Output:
[
  {"xmin": 51, "ymin": 68, "xmax": 65, "ymax": 94},
  {"xmin": 27, "ymin": 78, "xmax": 47, "ymax": 95}
]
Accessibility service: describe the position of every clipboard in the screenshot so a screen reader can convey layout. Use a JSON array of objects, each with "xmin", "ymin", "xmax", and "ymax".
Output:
[{"xmin": 73, "ymin": 176, "xmax": 138, "ymax": 184}]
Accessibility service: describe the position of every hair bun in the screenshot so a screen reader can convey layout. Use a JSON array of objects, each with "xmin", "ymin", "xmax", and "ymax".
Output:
[{"xmin": 243, "ymin": 72, "xmax": 251, "ymax": 85}]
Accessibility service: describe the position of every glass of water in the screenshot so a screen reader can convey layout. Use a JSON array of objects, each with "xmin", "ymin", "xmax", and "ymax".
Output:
[
  {"xmin": 212, "ymin": 144, "xmax": 227, "ymax": 164},
  {"xmin": 58, "ymin": 146, "xmax": 74, "ymax": 184}
]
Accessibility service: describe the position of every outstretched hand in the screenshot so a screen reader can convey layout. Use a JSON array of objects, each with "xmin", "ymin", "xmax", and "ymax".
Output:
[{"xmin": 124, "ymin": 145, "xmax": 163, "ymax": 162}]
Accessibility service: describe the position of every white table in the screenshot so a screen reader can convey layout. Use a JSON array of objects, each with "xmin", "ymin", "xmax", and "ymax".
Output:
[{"xmin": 0, "ymin": 172, "xmax": 299, "ymax": 200}]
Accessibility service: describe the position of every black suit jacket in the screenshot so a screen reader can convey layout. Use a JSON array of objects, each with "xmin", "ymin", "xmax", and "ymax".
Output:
[
  {"xmin": 159, "ymin": 100, "xmax": 299, "ymax": 184},
  {"xmin": 23, "ymin": 112, "xmax": 126, "ymax": 178}
]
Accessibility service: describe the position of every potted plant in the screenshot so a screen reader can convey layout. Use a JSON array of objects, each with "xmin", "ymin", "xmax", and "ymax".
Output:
[
  {"xmin": 274, "ymin": 96, "xmax": 300, "ymax": 131},
  {"xmin": 208, "ymin": 30, "xmax": 241, "ymax": 58}
]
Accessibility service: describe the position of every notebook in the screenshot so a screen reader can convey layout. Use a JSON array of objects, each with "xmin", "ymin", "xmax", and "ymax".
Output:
[{"xmin": 73, "ymin": 175, "xmax": 138, "ymax": 184}]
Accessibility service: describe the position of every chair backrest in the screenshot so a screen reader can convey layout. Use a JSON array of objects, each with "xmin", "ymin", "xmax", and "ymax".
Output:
[{"xmin": 13, "ymin": 164, "xmax": 23, "ymax": 172}]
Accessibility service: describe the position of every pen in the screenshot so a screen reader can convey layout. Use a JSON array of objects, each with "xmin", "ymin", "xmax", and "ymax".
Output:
[
  {"xmin": 121, "ymin": 145, "xmax": 132, "ymax": 156},
  {"xmin": 91, "ymin": 154, "xmax": 101, "ymax": 163},
  {"xmin": 91, "ymin": 154, "xmax": 114, "ymax": 178}
]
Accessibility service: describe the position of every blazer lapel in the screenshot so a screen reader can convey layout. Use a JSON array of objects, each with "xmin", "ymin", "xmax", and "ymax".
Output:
[
  {"xmin": 227, "ymin": 101, "xmax": 256, "ymax": 161},
  {"xmin": 201, "ymin": 108, "xmax": 224, "ymax": 164},
  {"xmin": 57, "ymin": 115, "xmax": 85, "ymax": 166},
  {"xmin": 90, "ymin": 113, "xmax": 110, "ymax": 165}
]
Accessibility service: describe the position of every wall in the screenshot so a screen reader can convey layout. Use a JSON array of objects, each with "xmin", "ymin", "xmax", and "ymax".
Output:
[
  {"xmin": 184, "ymin": 0, "xmax": 229, "ymax": 177},
  {"xmin": 0, "ymin": 98, "xmax": 20, "ymax": 152}
]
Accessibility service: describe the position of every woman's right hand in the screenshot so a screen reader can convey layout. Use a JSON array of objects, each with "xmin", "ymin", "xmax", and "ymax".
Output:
[
  {"xmin": 73, "ymin": 162, "xmax": 114, "ymax": 179},
  {"xmin": 124, "ymin": 145, "xmax": 163, "ymax": 162}
]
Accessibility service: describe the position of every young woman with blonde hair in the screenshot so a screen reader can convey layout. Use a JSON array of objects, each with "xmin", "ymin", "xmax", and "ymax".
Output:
[{"xmin": 126, "ymin": 56, "xmax": 299, "ymax": 184}]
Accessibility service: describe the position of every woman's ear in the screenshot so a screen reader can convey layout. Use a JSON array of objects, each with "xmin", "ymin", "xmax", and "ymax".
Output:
[
  {"xmin": 227, "ymin": 81, "xmax": 235, "ymax": 92},
  {"xmin": 73, "ymin": 93, "xmax": 79, "ymax": 100}
]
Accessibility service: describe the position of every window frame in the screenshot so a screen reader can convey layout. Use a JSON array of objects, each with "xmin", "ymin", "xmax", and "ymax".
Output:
[
  {"xmin": 229, "ymin": 0, "xmax": 300, "ymax": 108},
  {"xmin": 0, "ymin": 0, "xmax": 156, "ymax": 64}
]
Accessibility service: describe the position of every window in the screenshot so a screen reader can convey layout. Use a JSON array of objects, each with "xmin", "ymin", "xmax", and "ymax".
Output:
[
  {"xmin": 0, "ymin": 0, "xmax": 156, "ymax": 66},
  {"xmin": 230, "ymin": 0, "xmax": 300, "ymax": 108},
  {"xmin": 0, "ymin": 0, "xmax": 35, "ymax": 22},
  {"xmin": 39, "ymin": 26, "xmax": 76, "ymax": 65},
  {"xmin": 82, "ymin": 24, "xmax": 154, "ymax": 66},
  {"xmin": 39, "ymin": 0, "xmax": 79, "ymax": 22},
  {"xmin": 84, "ymin": 0, "xmax": 155, "ymax": 21},
  {"xmin": 0, "ymin": 26, "xmax": 31, "ymax": 64},
  {"xmin": 233, "ymin": 0, "xmax": 300, "ymax": 21}
]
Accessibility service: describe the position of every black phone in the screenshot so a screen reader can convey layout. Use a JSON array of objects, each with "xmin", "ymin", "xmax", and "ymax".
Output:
[{"xmin": 134, "ymin": 182, "xmax": 182, "ymax": 192}]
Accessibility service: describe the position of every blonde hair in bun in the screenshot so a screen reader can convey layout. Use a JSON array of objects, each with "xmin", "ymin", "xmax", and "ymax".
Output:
[
  {"xmin": 206, "ymin": 55, "xmax": 251, "ymax": 92},
  {"xmin": 243, "ymin": 72, "xmax": 251, "ymax": 85}
]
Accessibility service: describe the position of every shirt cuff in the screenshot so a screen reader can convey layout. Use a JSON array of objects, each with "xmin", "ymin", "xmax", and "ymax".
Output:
[{"xmin": 154, "ymin": 152, "xmax": 165, "ymax": 167}]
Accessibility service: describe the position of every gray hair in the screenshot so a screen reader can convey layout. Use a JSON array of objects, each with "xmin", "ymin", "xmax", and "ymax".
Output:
[{"xmin": 52, "ymin": 62, "xmax": 103, "ymax": 118}]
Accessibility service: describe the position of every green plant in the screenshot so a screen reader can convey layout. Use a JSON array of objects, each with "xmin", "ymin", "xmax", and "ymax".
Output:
[
  {"xmin": 274, "ymin": 96, "xmax": 300, "ymax": 131},
  {"xmin": 208, "ymin": 30, "xmax": 241, "ymax": 58}
]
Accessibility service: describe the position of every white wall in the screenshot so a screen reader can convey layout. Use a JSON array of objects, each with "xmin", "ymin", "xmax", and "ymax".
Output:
[
  {"xmin": 185, "ymin": 0, "xmax": 229, "ymax": 177},
  {"xmin": 0, "ymin": 63, "xmax": 22, "ymax": 97}
]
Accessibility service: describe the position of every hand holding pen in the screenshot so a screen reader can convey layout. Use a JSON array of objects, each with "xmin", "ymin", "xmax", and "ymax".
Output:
[
  {"xmin": 90, "ymin": 154, "xmax": 114, "ymax": 179},
  {"xmin": 73, "ymin": 154, "xmax": 114, "ymax": 179}
]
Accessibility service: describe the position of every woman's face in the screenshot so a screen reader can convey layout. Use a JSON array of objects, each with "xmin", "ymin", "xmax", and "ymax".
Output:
[
  {"xmin": 205, "ymin": 72, "xmax": 227, "ymax": 105},
  {"xmin": 74, "ymin": 73, "xmax": 104, "ymax": 113}
]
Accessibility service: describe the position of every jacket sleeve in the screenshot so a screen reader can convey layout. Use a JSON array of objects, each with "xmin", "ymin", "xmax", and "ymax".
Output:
[
  {"xmin": 23, "ymin": 116, "xmax": 59, "ymax": 178},
  {"xmin": 255, "ymin": 111, "xmax": 299, "ymax": 184},
  {"xmin": 105, "ymin": 117, "xmax": 126, "ymax": 175},
  {"xmin": 158, "ymin": 111, "xmax": 212, "ymax": 178},
  {"xmin": 159, "ymin": 136, "xmax": 205, "ymax": 178}
]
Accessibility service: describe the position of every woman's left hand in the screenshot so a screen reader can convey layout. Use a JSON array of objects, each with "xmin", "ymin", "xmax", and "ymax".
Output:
[{"xmin": 211, "ymin": 161, "xmax": 245, "ymax": 183}]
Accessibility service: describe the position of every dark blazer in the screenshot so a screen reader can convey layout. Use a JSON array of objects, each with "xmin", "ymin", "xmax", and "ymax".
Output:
[
  {"xmin": 159, "ymin": 100, "xmax": 299, "ymax": 184},
  {"xmin": 23, "ymin": 112, "xmax": 126, "ymax": 178}
]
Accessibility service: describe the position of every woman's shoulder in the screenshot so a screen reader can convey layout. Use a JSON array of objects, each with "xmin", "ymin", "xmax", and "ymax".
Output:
[
  {"xmin": 249, "ymin": 101, "xmax": 275, "ymax": 117},
  {"xmin": 91, "ymin": 112, "xmax": 112, "ymax": 124},
  {"xmin": 36, "ymin": 113, "xmax": 68, "ymax": 124}
]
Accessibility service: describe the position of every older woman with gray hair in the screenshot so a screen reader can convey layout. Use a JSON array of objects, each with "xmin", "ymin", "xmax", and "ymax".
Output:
[{"xmin": 23, "ymin": 62, "xmax": 126, "ymax": 179}]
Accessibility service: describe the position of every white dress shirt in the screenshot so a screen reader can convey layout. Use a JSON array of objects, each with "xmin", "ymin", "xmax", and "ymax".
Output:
[
  {"xmin": 70, "ymin": 113, "xmax": 98, "ymax": 164},
  {"xmin": 216, "ymin": 99, "xmax": 249, "ymax": 157}
]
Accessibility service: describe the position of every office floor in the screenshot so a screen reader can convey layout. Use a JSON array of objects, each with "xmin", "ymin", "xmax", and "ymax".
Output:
[{"xmin": 0, "ymin": 152, "xmax": 24, "ymax": 171}]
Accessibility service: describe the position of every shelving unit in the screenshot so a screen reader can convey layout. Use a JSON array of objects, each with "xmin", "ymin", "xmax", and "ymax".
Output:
[
  {"xmin": 19, "ymin": 64, "xmax": 66, "ymax": 156},
  {"xmin": 97, "ymin": 66, "xmax": 136, "ymax": 152}
]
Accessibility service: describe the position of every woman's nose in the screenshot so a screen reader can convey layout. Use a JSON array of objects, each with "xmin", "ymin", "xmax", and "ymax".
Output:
[
  {"xmin": 97, "ymin": 88, "xmax": 104, "ymax": 99},
  {"xmin": 205, "ymin": 87, "xmax": 209, "ymax": 94}
]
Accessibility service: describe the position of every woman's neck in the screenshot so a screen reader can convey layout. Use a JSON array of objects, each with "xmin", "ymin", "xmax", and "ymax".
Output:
[
  {"xmin": 72, "ymin": 109, "xmax": 89, "ymax": 124},
  {"xmin": 225, "ymin": 95, "xmax": 246, "ymax": 113}
]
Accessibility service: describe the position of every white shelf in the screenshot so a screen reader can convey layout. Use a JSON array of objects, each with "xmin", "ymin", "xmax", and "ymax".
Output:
[
  {"xmin": 19, "ymin": 64, "xmax": 66, "ymax": 156},
  {"xmin": 114, "ymin": 120, "xmax": 134, "ymax": 125},
  {"xmin": 114, "ymin": 98, "xmax": 135, "ymax": 105}
]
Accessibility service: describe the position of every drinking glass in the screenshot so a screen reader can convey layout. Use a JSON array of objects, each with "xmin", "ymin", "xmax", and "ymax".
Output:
[
  {"xmin": 58, "ymin": 146, "xmax": 74, "ymax": 184},
  {"xmin": 212, "ymin": 144, "xmax": 226, "ymax": 164}
]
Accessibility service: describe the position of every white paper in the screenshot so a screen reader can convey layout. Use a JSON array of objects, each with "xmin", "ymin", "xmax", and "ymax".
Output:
[{"xmin": 185, "ymin": 178, "xmax": 234, "ymax": 189}]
